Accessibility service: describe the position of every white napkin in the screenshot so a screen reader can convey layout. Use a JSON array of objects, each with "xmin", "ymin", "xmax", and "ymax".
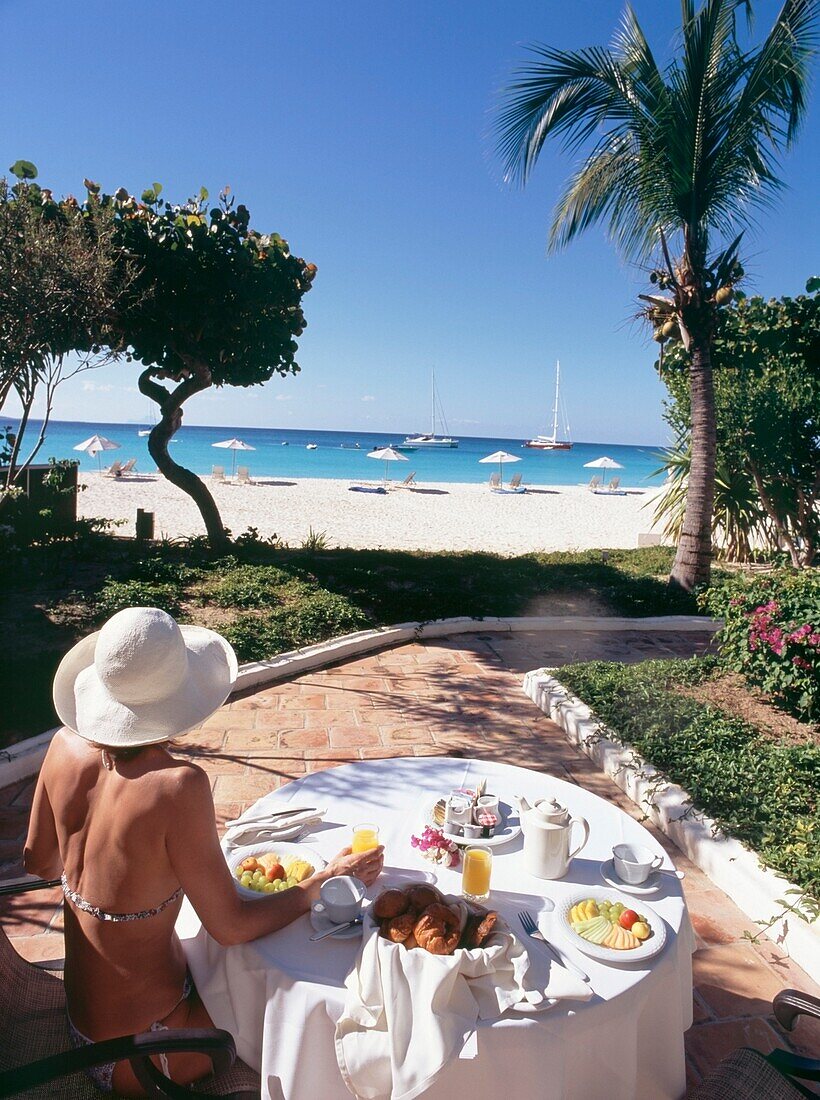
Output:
[
  {"xmin": 221, "ymin": 806, "xmax": 326, "ymax": 852},
  {"xmin": 335, "ymin": 907, "xmax": 580, "ymax": 1100}
]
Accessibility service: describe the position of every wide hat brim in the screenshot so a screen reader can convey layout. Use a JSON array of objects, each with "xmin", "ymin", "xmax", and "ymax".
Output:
[{"xmin": 53, "ymin": 625, "xmax": 239, "ymax": 748}]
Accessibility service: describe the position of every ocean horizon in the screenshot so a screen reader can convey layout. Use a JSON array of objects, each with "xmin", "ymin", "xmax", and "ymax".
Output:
[{"xmin": 5, "ymin": 417, "xmax": 668, "ymax": 487}]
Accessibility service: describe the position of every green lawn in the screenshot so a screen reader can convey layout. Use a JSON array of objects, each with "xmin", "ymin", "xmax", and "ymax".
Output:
[{"xmin": 0, "ymin": 539, "xmax": 702, "ymax": 745}]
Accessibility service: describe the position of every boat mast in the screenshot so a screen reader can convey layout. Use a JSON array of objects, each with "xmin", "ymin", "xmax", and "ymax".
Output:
[
  {"xmin": 431, "ymin": 370, "xmax": 436, "ymax": 436},
  {"xmin": 551, "ymin": 361, "xmax": 560, "ymax": 441}
]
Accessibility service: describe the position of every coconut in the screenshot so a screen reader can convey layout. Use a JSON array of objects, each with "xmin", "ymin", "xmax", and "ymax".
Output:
[
  {"xmin": 661, "ymin": 320, "xmax": 678, "ymax": 339},
  {"xmin": 653, "ymin": 328, "xmax": 666, "ymax": 343},
  {"xmin": 715, "ymin": 286, "xmax": 734, "ymax": 306}
]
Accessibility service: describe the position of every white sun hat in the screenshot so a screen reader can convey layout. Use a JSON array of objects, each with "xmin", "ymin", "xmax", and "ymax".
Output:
[{"xmin": 53, "ymin": 607, "xmax": 239, "ymax": 748}]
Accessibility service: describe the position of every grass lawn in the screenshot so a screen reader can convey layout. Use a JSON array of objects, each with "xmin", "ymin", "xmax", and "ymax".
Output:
[{"xmin": 1, "ymin": 539, "xmax": 701, "ymax": 746}]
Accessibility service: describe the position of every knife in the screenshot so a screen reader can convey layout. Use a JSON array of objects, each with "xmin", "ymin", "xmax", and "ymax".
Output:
[
  {"xmin": 309, "ymin": 917, "xmax": 363, "ymax": 942},
  {"xmin": 225, "ymin": 806, "xmax": 317, "ymax": 828}
]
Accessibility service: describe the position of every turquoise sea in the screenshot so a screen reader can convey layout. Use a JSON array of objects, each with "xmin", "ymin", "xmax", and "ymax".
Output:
[{"xmin": 7, "ymin": 418, "xmax": 666, "ymax": 488}]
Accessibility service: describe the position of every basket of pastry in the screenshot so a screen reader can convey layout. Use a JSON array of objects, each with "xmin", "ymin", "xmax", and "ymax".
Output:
[{"xmin": 370, "ymin": 883, "xmax": 501, "ymax": 955}]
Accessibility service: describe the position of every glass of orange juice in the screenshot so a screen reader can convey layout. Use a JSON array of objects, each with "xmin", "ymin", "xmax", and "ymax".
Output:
[
  {"xmin": 352, "ymin": 823, "xmax": 380, "ymax": 853},
  {"xmin": 462, "ymin": 845, "xmax": 492, "ymax": 901}
]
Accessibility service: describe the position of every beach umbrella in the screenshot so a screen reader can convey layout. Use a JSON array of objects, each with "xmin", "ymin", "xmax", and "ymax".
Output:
[
  {"xmin": 479, "ymin": 450, "xmax": 521, "ymax": 482},
  {"xmin": 73, "ymin": 433, "xmax": 120, "ymax": 472},
  {"xmin": 367, "ymin": 446, "xmax": 408, "ymax": 486},
  {"xmin": 212, "ymin": 437, "xmax": 256, "ymax": 476},
  {"xmin": 583, "ymin": 455, "xmax": 624, "ymax": 486}
]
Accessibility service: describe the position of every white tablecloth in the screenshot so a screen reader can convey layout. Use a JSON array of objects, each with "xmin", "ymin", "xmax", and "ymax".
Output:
[{"xmin": 177, "ymin": 757, "xmax": 694, "ymax": 1100}]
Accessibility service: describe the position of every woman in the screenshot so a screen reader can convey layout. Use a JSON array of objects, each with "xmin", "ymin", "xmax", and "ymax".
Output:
[{"xmin": 24, "ymin": 607, "xmax": 384, "ymax": 1097}]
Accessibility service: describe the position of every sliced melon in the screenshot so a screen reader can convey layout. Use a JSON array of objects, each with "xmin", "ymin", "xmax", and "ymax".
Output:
[
  {"xmin": 602, "ymin": 924, "xmax": 640, "ymax": 950},
  {"xmin": 572, "ymin": 915, "xmax": 611, "ymax": 944}
]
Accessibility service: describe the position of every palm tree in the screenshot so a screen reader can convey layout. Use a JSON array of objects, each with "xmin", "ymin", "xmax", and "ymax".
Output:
[{"xmin": 496, "ymin": 0, "xmax": 818, "ymax": 590}]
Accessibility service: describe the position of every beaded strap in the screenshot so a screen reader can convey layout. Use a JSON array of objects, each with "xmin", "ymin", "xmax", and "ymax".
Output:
[{"xmin": 61, "ymin": 874, "xmax": 182, "ymax": 922}]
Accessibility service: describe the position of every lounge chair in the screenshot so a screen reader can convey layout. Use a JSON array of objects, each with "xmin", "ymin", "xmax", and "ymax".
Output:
[
  {"xmin": 211, "ymin": 465, "xmax": 226, "ymax": 482},
  {"xmin": 119, "ymin": 458, "xmax": 137, "ymax": 476},
  {"xmin": 607, "ymin": 476, "xmax": 621, "ymax": 492},
  {"xmin": 488, "ymin": 472, "xmax": 501, "ymax": 490},
  {"xmin": 236, "ymin": 466, "xmax": 254, "ymax": 485},
  {"xmin": 396, "ymin": 472, "xmax": 417, "ymax": 489},
  {"xmin": 0, "ymin": 878, "xmax": 262, "ymax": 1098},
  {"xmin": 102, "ymin": 460, "xmax": 122, "ymax": 478},
  {"xmin": 508, "ymin": 472, "xmax": 523, "ymax": 490},
  {"xmin": 587, "ymin": 475, "xmax": 601, "ymax": 490}
]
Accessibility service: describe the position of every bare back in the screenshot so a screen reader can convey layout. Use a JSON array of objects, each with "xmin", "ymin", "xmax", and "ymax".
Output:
[{"xmin": 25, "ymin": 728, "xmax": 198, "ymax": 1038}]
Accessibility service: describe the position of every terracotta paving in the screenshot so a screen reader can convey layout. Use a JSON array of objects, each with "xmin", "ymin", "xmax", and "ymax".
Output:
[{"xmin": 2, "ymin": 629, "xmax": 819, "ymax": 1094}]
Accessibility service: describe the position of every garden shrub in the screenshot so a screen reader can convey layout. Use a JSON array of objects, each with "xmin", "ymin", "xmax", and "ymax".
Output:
[
  {"xmin": 558, "ymin": 658, "xmax": 820, "ymax": 900},
  {"xmin": 704, "ymin": 570, "xmax": 820, "ymax": 722},
  {"xmin": 222, "ymin": 590, "xmax": 370, "ymax": 661},
  {"xmin": 202, "ymin": 564, "xmax": 296, "ymax": 608},
  {"xmin": 94, "ymin": 578, "xmax": 182, "ymax": 619}
]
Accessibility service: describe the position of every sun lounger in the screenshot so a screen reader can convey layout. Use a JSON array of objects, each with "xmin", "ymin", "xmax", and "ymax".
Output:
[
  {"xmin": 508, "ymin": 472, "xmax": 523, "ymax": 490},
  {"xmin": 396, "ymin": 472, "xmax": 417, "ymax": 489},
  {"xmin": 488, "ymin": 472, "xmax": 501, "ymax": 490},
  {"xmin": 236, "ymin": 466, "xmax": 254, "ymax": 485},
  {"xmin": 212, "ymin": 465, "xmax": 226, "ymax": 482},
  {"xmin": 608, "ymin": 476, "xmax": 621, "ymax": 492},
  {"xmin": 102, "ymin": 460, "xmax": 122, "ymax": 478},
  {"xmin": 119, "ymin": 458, "xmax": 137, "ymax": 476},
  {"xmin": 587, "ymin": 475, "xmax": 601, "ymax": 490}
]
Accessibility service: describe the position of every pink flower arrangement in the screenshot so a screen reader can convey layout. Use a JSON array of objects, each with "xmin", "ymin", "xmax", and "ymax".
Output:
[{"xmin": 410, "ymin": 826, "xmax": 460, "ymax": 868}]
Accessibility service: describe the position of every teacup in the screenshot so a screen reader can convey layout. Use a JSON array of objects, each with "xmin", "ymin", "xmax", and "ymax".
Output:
[
  {"xmin": 612, "ymin": 843, "xmax": 663, "ymax": 885},
  {"xmin": 314, "ymin": 876, "xmax": 365, "ymax": 924}
]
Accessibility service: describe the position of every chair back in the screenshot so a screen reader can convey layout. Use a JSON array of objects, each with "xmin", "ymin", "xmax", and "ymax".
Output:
[
  {"xmin": 588, "ymin": 475, "xmax": 600, "ymax": 489},
  {"xmin": 120, "ymin": 458, "xmax": 137, "ymax": 474},
  {"xmin": 212, "ymin": 465, "xmax": 225, "ymax": 480},
  {"xmin": 608, "ymin": 476, "xmax": 620, "ymax": 491},
  {"xmin": 104, "ymin": 461, "xmax": 122, "ymax": 477},
  {"xmin": 509, "ymin": 472, "xmax": 522, "ymax": 489},
  {"xmin": 489, "ymin": 472, "xmax": 501, "ymax": 488},
  {"xmin": 237, "ymin": 466, "xmax": 251, "ymax": 482}
]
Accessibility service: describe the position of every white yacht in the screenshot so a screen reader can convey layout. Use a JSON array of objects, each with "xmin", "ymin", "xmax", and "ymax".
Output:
[
  {"xmin": 524, "ymin": 361, "xmax": 573, "ymax": 450},
  {"xmin": 401, "ymin": 371, "xmax": 459, "ymax": 449}
]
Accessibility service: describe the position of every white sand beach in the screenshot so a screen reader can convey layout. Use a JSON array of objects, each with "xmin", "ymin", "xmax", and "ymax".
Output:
[{"xmin": 79, "ymin": 473, "xmax": 665, "ymax": 555}]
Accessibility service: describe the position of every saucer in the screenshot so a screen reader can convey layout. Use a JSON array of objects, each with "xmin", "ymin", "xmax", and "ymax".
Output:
[
  {"xmin": 310, "ymin": 904, "xmax": 364, "ymax": 940},
  {"xmin": 600, "ymin": 858, "xmax": 660, "ymax": 895}
]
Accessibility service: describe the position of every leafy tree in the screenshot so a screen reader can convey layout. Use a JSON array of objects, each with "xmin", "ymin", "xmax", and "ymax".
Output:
[
  {"xmin": 658, "ymin": 280, "xmax": 820, "ymax": 565},
  {"xmin": 495, "ymin": 0, "xmax": 818, "ymax": 590},
  {"xmin": 0, "ymin": 164, "xmax": 124, "ymax": 490},
  {"xmin": 111, "ymin": 184, "xmax": 316, "ymax": 550}
]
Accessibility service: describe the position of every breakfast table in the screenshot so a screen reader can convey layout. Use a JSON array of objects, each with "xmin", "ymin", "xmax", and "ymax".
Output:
[{"xmin": 176, "ymin": 757, "xmax": 695, "ymax": 1100}]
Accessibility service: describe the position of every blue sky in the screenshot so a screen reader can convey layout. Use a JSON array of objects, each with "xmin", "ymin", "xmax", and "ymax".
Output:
[{"xmin": 2, "ymin": 0, "xmax": 818, "ymax": 445}]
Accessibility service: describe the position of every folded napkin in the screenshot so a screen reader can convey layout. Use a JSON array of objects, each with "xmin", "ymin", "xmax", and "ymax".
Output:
[
  {"xmin": 221, "ymin": 806, "xmax": 326, "ymax": 853},
  {"xmin": 335, "ymin": 903, "xmax": 589, "ymax": 1100}
]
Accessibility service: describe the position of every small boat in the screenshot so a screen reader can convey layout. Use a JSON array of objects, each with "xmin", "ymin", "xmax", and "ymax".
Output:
[
  {"xmin": 306, "ymin": 443, "xmax": 318, "ymax": 450},
  {"xmin": 403, "ymin": 371, "xmax": 459, "ymax": 448},
  {"xmin": 524, "ymin": 361, "xmax": 573, "ymax": 450},
  {"xmin": 281, "ymin": 441, "xmax": 289, "ymax": 446}
]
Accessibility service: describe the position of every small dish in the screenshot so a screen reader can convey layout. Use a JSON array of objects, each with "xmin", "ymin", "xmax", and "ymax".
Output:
[
  {"xmin": 310, "ymin": 903, "xmax": 364, "ymax": 941},
  {"xmin": 600, "ymin": 858, "xmax": 660, "ymax": 895},
  {"xmin": 425, "ymin": 798, "xmax": 521, "ymax": 849},
  {"xmin": 228, "ymin": 841, "xmax": 326, "ymax": 900}
]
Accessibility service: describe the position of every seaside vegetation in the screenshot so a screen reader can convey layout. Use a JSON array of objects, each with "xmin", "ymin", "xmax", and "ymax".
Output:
[
  {"xmin": 0, "ymin": 538, "xmax": 704, "ymax": 746},
  {"xmin": 556, "ymin": 657, "xmax": 819, "ymax": 909},
  {"xmin": 495, "ymin": 0, "xmax": 818, "ymax": 592}
]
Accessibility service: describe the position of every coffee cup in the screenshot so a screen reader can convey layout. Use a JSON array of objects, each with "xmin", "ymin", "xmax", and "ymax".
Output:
[
  {"xmin": 612, "ymin": 843, "xmax": 663, "ymax": 885},
  {"xmin": 314, "ymin": 876, "xmax": 365, "ymax": 924}
]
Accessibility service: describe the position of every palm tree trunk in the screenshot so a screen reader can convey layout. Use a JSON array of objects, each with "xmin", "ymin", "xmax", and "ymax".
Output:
[
  {"xmin": 670, "ymin": 340, "xmax": 716, "ymax": 591},
  {"xmin": 139, "ymin": 362, "xmax": 229, "ymax": 552}
]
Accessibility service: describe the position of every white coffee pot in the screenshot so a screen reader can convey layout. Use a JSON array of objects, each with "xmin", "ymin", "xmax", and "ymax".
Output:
[{"xmin": 517, "ymin": 796, "xmax": 590, "ymax": 880}]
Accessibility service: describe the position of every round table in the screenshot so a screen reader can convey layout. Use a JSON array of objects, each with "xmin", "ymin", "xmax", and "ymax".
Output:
[{"xmin": 177, "ymin": 757, "xmax": 694, "ymax": 1100}]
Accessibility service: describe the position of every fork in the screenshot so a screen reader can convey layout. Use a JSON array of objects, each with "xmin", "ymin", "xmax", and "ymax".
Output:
[{"xmin": 518, "ymin": 910, "xmax": 589, "ymax": 983}]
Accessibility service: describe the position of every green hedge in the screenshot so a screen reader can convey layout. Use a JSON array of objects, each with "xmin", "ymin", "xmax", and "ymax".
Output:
[
  {"xmin": 557, "ymin": 658, "xmax": 820, "ymax": 900},
  {"xmin": 704, "ymin": 569, "xmax": 820, "ymax": 722}
]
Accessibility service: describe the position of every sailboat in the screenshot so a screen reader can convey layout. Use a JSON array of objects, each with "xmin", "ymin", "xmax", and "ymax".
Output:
[
  {"xmin": 524, "ymin": 361, "xmax": 573, "ymax": 450},
  {"xmin": 401, "ymin": 371, "xmax": 459, "ymax": 449}
]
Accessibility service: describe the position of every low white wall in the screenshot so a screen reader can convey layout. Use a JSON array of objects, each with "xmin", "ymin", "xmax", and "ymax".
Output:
[{"xmin": 522, "ymin": 669, "xmax": 820, "ymax": 981}]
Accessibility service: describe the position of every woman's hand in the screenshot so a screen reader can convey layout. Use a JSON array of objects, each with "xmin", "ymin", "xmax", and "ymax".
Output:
[{"xmin": 324, "ymin": 845, "xmax": 385, "ymax": 887}]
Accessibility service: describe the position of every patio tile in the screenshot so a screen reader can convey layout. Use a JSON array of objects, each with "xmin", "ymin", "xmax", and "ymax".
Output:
[
  {"xmin": 13, "ymin": 931, "xmax": 65, "ymax": 963},
  {"xmin": 279, "ymin": 728, "xmax": 330, "ymax": 749},
  {"xmin": 693, "ymin": 942, "xmax": 787, "ymax": 1018},
  {"xmin": 685, "ymin": 1017, "xmax": 781, "ymax": 1078}
]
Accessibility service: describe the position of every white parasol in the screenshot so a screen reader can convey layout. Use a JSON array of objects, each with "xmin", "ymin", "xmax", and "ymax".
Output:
[
  {"xmin": 367, "ymin": 446, "xmax": 408, "ymax": 486},
  {"xmin": 73, "ymin": 434, "xmax": 120, "ymax": 472},
  {"xmin": 212, "ymin": 437, "xmax": 256, "ymax": 476},
  {"xmin": 583, "ymin": 455, "xmax": 624, "ymax": 486},
  {"xmin": 479, "ymin": 450, "xmax": 521, "ymax": 481}
]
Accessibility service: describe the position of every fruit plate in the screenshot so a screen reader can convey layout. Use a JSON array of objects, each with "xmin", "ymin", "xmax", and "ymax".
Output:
[
  {"xmin": 425, "ymin": 798, "xmax": 521, "ymax": 849},
  {"xmin": 227, "ymin": 841, "xmax": 326, "ymax": 900},
  {"xmin": 556, "ymin": 889, "xmax": 667, "ymax": 963}
]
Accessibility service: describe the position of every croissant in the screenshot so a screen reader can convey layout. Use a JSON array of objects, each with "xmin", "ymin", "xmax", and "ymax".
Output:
[
  {"xmin": 406, "ymin": 885, "xmax": 441, "ymax": 913},
  {"xmin": 463, "ymin": 910, "xmax": 498, "ymax": 949},
  {"xmin": 414, "ymin": 903, "xmax": 462, "ymax": 955},
  {"xmin": 382, "ymin": 913, "xmax": 416, "ymax": 943}
]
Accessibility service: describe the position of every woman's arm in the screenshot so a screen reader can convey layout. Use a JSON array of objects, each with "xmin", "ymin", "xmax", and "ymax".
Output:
[
  {"xmin": 166, "ymin": 764, "xmax": 383, "ymax": 946},
  {"xmin": 23, "ymin": 744, "xmax": 62, "ymax": 880}
]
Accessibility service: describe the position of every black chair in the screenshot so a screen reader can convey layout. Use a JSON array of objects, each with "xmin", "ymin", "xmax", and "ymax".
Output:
[
  {"xmin": 0, "ymin": 878, "xmax": 261, "ymax": 1098},
  {"xmin": 689, "ymin": 990, "xmax": 820, "ymax": 1099}
]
